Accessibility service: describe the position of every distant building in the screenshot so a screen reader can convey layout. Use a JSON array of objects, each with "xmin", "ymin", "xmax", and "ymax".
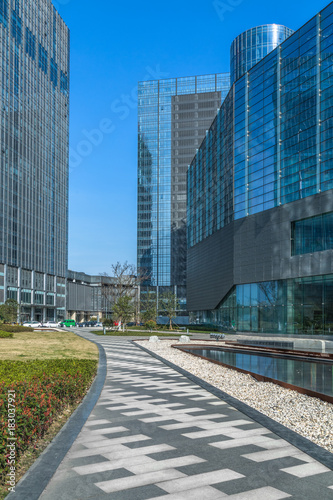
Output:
[
  {"xmin": 0, "ymin": 0, "xmax": 69, "ymax": 322},
  {"xmin": 66, "ymin": 270, "xmax": 139, "ymax": 323},
  {"xmin": 137, "ymin": 73, "xmax": 230, "ymax": 316},
  {"xmin": 188, "ymin": 5, "xmax": 333, "ymax": 335}
]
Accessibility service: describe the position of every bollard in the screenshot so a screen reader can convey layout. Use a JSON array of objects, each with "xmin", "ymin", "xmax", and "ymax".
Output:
[{"xmin": 103, "ymin": 327, "xmax": 106, "ymax": 335}]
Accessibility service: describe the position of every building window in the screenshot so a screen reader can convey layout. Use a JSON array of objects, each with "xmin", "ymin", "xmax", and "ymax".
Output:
[
  {"xmin": 21, "ymin": 290, "xmax": 31, "ymax": 304},
  {"xmin": 50, "ymin": 58, "xmax": 58, "ymax": 87},
  {"xmin": 34, "ymin": 291, "xmax": 44, "ymax": 305},
  {"xmin": 292, "ymin": 212, "xmax": 333, "ymax": 256},
  {"xmin": 11, "ymin": 10, "xmax": 21, "ymax": 44},
  {"xmin": 38, "ymin": 44, "xmax": 48, "ymax": 74},
  {"xmin": 25, "ymin": 28, "xmax": 36, "ymax": 60},
  {"xmin": 46, "ymin": 293, "xmax": 54, "ymax": 305},
  {"xmin": 7, "ymin": 287, "xmax": 18, "ymax": 300},
  {"xmin": 0, "ymin": 0, "xmax": 8, "ymax": 27},
  {"xmin": 60, "ymin": 71, "xmax": 68, "ymax": 95}
]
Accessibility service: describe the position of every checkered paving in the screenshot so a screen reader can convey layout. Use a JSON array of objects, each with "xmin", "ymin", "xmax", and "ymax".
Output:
[{"xmin": 40, "ymin": 338, "xmax": 333, "ymax": 499}]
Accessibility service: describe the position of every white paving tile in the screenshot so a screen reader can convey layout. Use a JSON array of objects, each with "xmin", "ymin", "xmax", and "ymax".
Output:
[
  {"xmin": 126, "ymin": 455, "xmax": 206, "ymax": 474},
  {"xmin": 95, "ymin": 469, "xmax": 186, "ymax": 493},
  {"xmin": 85, "ymin": 419, "xmax": 112, "ymax": 426},
  {"xmin": 70, "ymin": 443, "xmax": 128, "ymax": 459},
  {"xmin": 182, "ymin": 420, "xmax": 255, "ymax": 438},
  {"xmin": 73, "ymin": 455, "xmax": 156, "ymax": 475},
  {"xmin": 147, "ymin": 486, "xmax": 228, "ymax": 499},
  {"xmin": 101, "ymin": 444, "xmax": 176, "ymax": 460},
  {"xmin": 161, "ymin": 419, "xmax": 228, "ymax": 431},
  {"xmin": 78, "ymin": 425, "xmax": 128, "ymax": 436},
  {"xmin": 141, "ymin": 413, "xmax": 227, "ymax": 424},
  {"xmin": 281, "ymin": 462, "xmax": 331, "ymax": 477},
  {"xmin": 226, "ymin": 486, "xmax": 291, "ymax": 499},
  {"xmin": 210, "ymin": 435, "xmax": 283, "ymax": 450},
  {"xmin": 84, "ymin": 434, "xmax": 150, "ymax": 448},
  {"xmin": 156, "ymin": 468, "xmax": 244, "ymax": 493},
  {"xmin": 242, "ymin": 446, "xmax": 300, "ymax": 462}
]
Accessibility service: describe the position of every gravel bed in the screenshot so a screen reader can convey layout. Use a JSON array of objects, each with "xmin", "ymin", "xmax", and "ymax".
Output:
[{"xmin": 136, "ymin": 340, "xmax": 333, "ymax": 453}]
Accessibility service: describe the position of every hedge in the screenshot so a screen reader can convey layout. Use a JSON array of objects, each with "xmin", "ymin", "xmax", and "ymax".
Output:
[
  {"xmin": 0, "ymin": 359, "xmax": 97, "ymax": 484},
  {"xmin": 0, "ymin": 332, "xmax": 13, "ymax": 339},
  {"xmin": 0, "ymin": 325, "xmax": 34, "ymax": 333}
]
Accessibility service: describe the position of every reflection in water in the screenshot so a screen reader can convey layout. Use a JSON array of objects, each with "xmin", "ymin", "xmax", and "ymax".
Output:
[{"xmin": 183, "ymin": 348, "xmax": 333, "ymax": 398}]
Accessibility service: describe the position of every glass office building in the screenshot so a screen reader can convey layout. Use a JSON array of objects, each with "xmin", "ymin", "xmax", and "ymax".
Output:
[
  {"xmin": 230, "ymin": 25, "xmax": 294, "ymax": 84},
  {"xmin": 0, "ymin": 0, "xmax": 69, "ymax": 322},
  {"xmin": 187, "ymin": 3, "xmax": 333, "ymax": 335},
  {"xmin": 137, "ymin": 74, "xmax": 230, "ymax": 312}
]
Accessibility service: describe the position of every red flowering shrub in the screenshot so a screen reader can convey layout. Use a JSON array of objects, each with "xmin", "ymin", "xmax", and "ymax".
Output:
[{"xmin": 0, "ymin": 360, "xmax": 97, "ymax": 484}]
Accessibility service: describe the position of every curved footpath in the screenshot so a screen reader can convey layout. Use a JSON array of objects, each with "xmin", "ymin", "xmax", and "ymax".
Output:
[{"xmin": 9, "ymin": 332, "xmax": 333, "ymax": 499}]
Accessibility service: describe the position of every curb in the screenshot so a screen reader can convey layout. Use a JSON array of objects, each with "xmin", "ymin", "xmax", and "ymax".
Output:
[
  {"xmin": 7, "ymin": 337, "xmax": 107, "ymax": 500},
  {"xmin": 135, "ymin": 341, "xmax": 333, "ymax": 471}
]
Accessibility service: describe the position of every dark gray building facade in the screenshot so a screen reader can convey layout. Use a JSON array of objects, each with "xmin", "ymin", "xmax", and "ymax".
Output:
[
  {"xmin": 0, "ymin": 0, "xmax": 69, "ymax": 322},
  {"xmin": 188, "ymin": 5, "xmax": 333, "ymax": 335}
]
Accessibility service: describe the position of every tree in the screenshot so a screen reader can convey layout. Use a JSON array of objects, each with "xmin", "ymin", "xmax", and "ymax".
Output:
[
  {"xmin": 140, "ymin": 290, "xmax": 157, "ymax": 324},
  {"xmin": 112, "ymin": 296, "xmax": 134, "ymax": 330},
  {"xmin": 102, "ymin": 317, "xmax": 113, "ymax": 329},
  {"xmin": 159, "ymin": 291, "xmax": 180, "ymax": 330},
  {"xmin": 0, "ymin": 299, "xmax": 19, "ymax": 323},
  {"xmin": 101, "ymin": 261, "xmax": 150, "ymax": 324}
]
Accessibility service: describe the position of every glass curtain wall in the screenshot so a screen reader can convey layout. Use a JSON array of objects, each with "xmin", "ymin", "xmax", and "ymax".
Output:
[
  {"xmin": 230, "ymin": 25, "xmax": 294, "ymax": 84},
  {"xmin": 188, "ymin": 6, "xmax": 333, "ymax": 250},
  {"xmin": 191, "ymin": 274, "xmax": 333, "ymax": 335},
  {"xmin": 138, "ymin": 74, "xmax": 230, "ymax": 287}
]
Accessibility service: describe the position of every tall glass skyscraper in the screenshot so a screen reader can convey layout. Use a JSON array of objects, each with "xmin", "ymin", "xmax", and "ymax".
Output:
[
  {"xmin": 188, "ymin": 3, "xmax": 333, "ymax": 335},
  {"xmin": 137, "ymin": 74, "xmax": 230, "ymax": 312},
  {"xmin": 0, "ymin": 0, "xmax": 69, "ymax": 322},
  {"xmin": 230, "ymin": 25, "xmax": 294, "ymax": 84}
]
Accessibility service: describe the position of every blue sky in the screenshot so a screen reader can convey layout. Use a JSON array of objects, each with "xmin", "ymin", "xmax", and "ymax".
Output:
[{"xmin": 53, "ymin": 0, "xmax": 330, "ymax": 276}]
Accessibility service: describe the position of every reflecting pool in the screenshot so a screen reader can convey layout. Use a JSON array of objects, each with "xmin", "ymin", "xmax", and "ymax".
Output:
[{"xmin": 182, "ymin": 348, "xmax": 333, "ymax": 399}]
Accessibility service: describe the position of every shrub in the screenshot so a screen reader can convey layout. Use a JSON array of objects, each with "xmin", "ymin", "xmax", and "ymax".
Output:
[
  {"xmin": 0, "ymin": 325, "xmax": 33, "ymax": 333},
  {"xmin": 188, "ymin": 324, "xmax": 219, "ymax": 332},
  {"xmin": 0, "ymin": 331, "xmax": 13, "ymax": 339},
  {"xmin": 145, "ymin": 320, "xmax": 157, "ymax": 331},
  {"xmin": 0, "ymin": 359, "xmax": 97, "ymax": 483},
  {"xmin": 102, "ymin": 318, "xmax": 113, "ymax": 328}
]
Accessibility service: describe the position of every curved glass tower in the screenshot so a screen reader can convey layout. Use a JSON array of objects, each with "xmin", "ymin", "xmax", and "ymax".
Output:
[{"xmin": 230, "ymin": 24, "xmax": 294, "ymax": 84}]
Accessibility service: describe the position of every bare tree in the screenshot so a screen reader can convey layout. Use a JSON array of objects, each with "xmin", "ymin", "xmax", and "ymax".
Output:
[{"xmin": 101, "ymin": 262, "xmax": 150, "ymax": 324}]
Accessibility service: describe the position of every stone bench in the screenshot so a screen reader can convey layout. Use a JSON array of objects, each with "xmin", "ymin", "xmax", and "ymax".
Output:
[{"xmin": 210, "ymin": 333, "xmax": 225, "ymax": 340}]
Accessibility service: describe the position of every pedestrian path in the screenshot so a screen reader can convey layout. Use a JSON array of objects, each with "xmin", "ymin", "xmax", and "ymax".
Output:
[{"xmin": 38, "ymin": 337, "xmax": 333, "ymax": 499}]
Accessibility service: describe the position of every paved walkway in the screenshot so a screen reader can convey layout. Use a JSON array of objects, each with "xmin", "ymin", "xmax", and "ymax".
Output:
[{"xmin": 18, "ymin": 335, "xmax": 333, "ymax": 498}]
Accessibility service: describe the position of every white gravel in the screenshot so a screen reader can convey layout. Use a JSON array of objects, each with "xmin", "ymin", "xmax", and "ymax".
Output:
[{"xmin": 136, "ymin": 340, "xmax": 333, "ymax": 453}]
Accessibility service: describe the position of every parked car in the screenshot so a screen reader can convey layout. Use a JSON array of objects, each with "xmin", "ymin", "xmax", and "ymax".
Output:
[
  {"xmin": 42, "ymin": 321, "xmax": 61, "ymax": 328},
  {"xmin": 59, "ymin": 319, "xmax": 76, "ymax": 328},
  {"xmin": 22, "ymin": 321, "xmax": 42, "ymax": 328},
  {"xmin": 95, "ymin": 322, "xmax": 103, "ymax": 327},
  {"xmin": 84, "ymin": 321, "xmax": 97, "ymax": 328}
]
